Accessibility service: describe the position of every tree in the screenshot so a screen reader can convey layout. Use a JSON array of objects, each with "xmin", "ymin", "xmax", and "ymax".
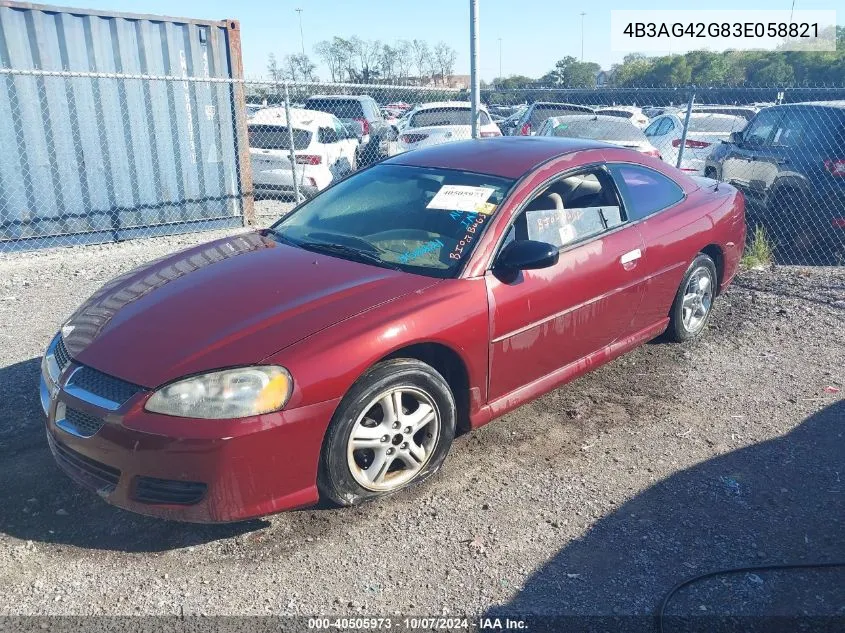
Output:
[
  {"xmin": 288, "ymin": 53, "xmax": 317, "ymax": 82},
  {"xmin": 433, "ymin": 41, "xmax": 457, "ymax": 85},
  {"xmin": 379, "ymin": 44, "xmax": 397, "ymax": 83},
  {"xmin": 539, "ymin": 56, "xmax": 600, "ymax": 87},
  {"xmin": 266, "ymin": 53, "xmax": 283, "ymax": 82},
  {"xmin": 351, "ymin": 37, "xmax": 382, "ymax": 83},
  {"xmin": 394, "ymin": 40, "xmax": 413, "ymax": 83},
  {"xmin": 751, "ymin": 58, "xmax": 795, "ymax": 85},
  {"xmin": 411, "ymin": 39, "xmax": 431, "ymax": 83}
]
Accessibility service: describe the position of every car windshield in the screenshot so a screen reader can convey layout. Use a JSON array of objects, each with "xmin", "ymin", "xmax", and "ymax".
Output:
[
  {"xmin": 410, "ymin": 108, "xmax": 473, "ymax": 127},
  {"xmin": 549, "ymin": 119, "xmax": 646, "ymax": 141},
  {"xmin": 687, "ymin": 114, "xmax": 747, "ymax": 133},
  {"xmin": 271, "ymin": 164, "xmax": 514, "ymax": 279},
  {"xmin": 304, "ymin": 99, "xmax": 364, "ymax": 120},
  {"xmin": 248, "ymin": 125, "xmax": 311, "ymax": 150}
]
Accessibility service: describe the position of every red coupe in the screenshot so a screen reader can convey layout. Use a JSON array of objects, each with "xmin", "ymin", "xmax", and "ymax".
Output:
[{"xmin": 41, "ymin": 137, "xmax": 745, "ymax": 522}]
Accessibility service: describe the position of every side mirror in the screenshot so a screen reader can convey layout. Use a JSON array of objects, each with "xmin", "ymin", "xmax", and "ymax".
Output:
[
  {"xmin": 495, "ymin": 240, "xmax": 559, "ymax": 273},
  {"xmin": 323, "ymin": 129, "xmax": 339, "ymax": 143}
]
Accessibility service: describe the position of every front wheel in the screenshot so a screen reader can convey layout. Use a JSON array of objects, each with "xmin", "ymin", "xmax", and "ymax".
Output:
[
  {"xmin": 666, "ymin": 253, "xmax": 717, "ymax": 342},
  {"xmin": 318, "ymin": 359, "xmax": 456, "ymax": 506}
]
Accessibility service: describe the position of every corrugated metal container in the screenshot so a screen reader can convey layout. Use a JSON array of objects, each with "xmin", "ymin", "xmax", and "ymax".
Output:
[{"xmin": 0, "ymin": 2, "xmax": 246, "ymax": 252}]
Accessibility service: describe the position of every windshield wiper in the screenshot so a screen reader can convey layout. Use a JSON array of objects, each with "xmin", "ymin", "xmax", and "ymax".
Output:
[
  {"xmin": 297, "ymin": 240, "xmax": 400, "ymax": 270},
  {"xmin": 262, "ymin": 227, "xmax": 301, "ymax": 247}
]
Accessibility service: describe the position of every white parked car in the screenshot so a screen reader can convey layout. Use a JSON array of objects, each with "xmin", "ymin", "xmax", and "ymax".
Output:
[
  {"xmin": 644, "ymin": 112, "xmax": 747, "ymax": 175},
  {"xmin": 596, "ymin": 106, "xmax": 649, "ymax": 128},
  {"xmin": 536, "ymin": 115, "xmax": 661, "ymax": 158},
  {"xmin": 249, "ymin": 108, "xmax": 359, "ymax": 199},
  {"xmin": 395, "ymin": 102, "xmax": 501, "ymax": 154}
]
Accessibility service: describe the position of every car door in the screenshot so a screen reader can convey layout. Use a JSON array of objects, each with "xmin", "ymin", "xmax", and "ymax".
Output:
[
  {"xmin": 331, "ymin": 117, "xmax": 357, "ymax": 174},
  {"xmin": 608, "ymin": 162, "xmax": 700, "ymax": 331},
  {"xmin": 485, "ymin": 166, "xmax": 647, "ymax": 400},
  {"xmin": 721, "ymin": 108, "xmax": 781, "ymax": 211},
  {"xmin": 318, "ymin": 126, "xmax": 342, "ymax": 177}
]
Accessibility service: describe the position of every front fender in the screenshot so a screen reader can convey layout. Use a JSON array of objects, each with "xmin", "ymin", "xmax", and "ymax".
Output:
[{"xmin": 267, "ymin": 278, "xmax": 490, "ymax": 415}]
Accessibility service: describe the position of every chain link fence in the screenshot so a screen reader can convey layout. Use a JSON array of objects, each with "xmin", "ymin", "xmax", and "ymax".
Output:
[
  {"xmin": 2, "ymin": 68, "xmax": 844, "ymax": 266},
  {"xmin": 0, "ymin": 68, "xmax": 247, "ymax": 253}
]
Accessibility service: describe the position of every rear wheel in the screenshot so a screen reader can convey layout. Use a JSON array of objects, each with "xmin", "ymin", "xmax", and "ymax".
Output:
[
  {"xmin": 666, "ymin": 253, "xmax": 717, "ymax": 342},
  {"xmin": 318, "ymin": 359, "xmax": 456, "ymax": 506}
]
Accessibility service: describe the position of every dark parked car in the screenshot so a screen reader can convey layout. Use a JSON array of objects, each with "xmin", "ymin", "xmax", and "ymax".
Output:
[
  {"xmin": 41, "ymin": 137, "xmax": 744, "ymax": 522},
  {"xmin": 705, "ymin": 102, "xmax": 845, "ymax": 264},
  {"xmin": 303, "ymin": 95, "xmax": 396, "ymax": 166},
  {"xmin": 502, "ymin": 102, "xmax": 595, "ymax": 136}
]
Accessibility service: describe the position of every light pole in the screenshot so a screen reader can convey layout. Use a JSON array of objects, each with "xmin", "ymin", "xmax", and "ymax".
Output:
[
  {"xmin": 295, "ymin": 8, "xmax": 305, "ymax": 57},
  {"xmin": 498, "ymin": 37, "xmax": 502, "ymax": 80},
  {"xmin": 580, "ymin": 12, "xmax": 586, "ymax": 62}
]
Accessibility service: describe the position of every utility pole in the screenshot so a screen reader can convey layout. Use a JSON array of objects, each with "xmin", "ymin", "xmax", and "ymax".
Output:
[
  {"xmin": 470, "ymin": 0, "xmax": 479, "ymax": 139},
  {"xmin": 580, "ymin": 12, "xmax": 586, "ymax": 62},
  {"xmin": 295, "ymin": 8, "xmax": 305, "ymax": 56}
]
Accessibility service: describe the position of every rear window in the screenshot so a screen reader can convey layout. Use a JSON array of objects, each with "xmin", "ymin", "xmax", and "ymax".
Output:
[
  {"xmin": 529, "ymin": 104, "xmax": 593, "ymax": 127},
  {"xmin": 410, "ymin": 107, "xmax": 472, "ymax": 127},
  {"xmin": 304, "ymin": 99, "xmax": 365, "ymax": 119},
  {"xmin": 549, "ymin": 119, "xmax": 646, "ymax": 142},
  {"xmin": 248, "ymin": 125, "xmax": 312, "ymax": 150},
  {"xmin": 687, "ymin": 114, "xmax": 747, "ymax": 133},
  {"xmin": 599, "ymin": 110, "xmax": 635, "ymax": 119}
]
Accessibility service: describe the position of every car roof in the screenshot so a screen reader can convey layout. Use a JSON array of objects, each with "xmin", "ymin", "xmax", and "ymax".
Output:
[
  {"xmin": 305, "ymin": 94, "xmax": 372, "ymax": 102},
  {"xmin": 384, "ymin": 136, "xmax": 609, "ymax": 179},
  {"xmin": 547, "ymin": 114, "xmax": 639, "ymax": 126},
  {"xmin": 530, "ymin": 101, "xmax": 593, "ymax": 109},
  {"xmin": 249, "ymin": 107, "xmax": 336, "ymax": 128},
  {"xmin": 779, "ymin": 100, "xmax": 845, "ymax": 110},
  {"xmin": 413, "ymin": 101, "xmax": 474, "ymax": 110},
  {"xmin": 598, "ymin": 106, "xmax": 641, "ymax": 112}
]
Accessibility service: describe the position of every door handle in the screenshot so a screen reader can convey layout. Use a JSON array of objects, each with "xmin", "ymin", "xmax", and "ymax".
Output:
[{"xmin": 620, "ymin": 249, "xmax": 642, "ymax": 265}]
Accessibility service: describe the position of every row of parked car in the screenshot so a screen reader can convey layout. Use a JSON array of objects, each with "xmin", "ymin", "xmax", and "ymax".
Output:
[{"xmin": 246, "ymin": 94, "xmax": 844, "ymax": 263}]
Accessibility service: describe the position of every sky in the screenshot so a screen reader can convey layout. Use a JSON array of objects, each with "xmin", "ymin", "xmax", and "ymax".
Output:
[{"xmin": 46, "ymin": 0, "xmax": 838, "ymax": 81}]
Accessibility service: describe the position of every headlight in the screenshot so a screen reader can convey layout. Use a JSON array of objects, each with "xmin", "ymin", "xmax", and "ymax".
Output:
[{"xmin": 145, "ymin": 366, "xmax": 292, "ymax": 419}]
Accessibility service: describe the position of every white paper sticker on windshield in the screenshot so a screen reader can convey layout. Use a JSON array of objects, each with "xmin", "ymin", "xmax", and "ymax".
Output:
[{"xmin": 426, "ymin": 185, "xmax": 495, "ymax": 212}]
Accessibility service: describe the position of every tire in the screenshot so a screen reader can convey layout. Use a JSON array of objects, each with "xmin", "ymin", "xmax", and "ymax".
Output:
[
  {"xmin": 318, "ymin": 358, "xmax": 456, "ymax": 507},
  {"xmin": 666, "ymin": 253, "xmax": 718, "ymax": 343}
]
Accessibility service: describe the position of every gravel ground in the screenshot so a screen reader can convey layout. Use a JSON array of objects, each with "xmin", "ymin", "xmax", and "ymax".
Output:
[{"xmin": 0, "ymin": 229, "xmax": 843, "ymax": 627}]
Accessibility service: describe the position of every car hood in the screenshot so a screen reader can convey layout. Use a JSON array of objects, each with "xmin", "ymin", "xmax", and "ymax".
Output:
[{"xmin": 62, "ymin": 232, "xmax": 439, "ymax": 388}]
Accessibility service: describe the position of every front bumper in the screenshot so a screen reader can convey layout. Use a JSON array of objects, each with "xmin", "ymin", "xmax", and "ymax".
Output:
[{"xmin": 40, "ymin": 335, "xmax": 338, "ymax": 522}]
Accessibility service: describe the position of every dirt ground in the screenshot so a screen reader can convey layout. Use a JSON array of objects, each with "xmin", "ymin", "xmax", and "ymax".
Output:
[{"xmin": 0, "ymin": 229, "xmax": 843, "ymax": 629}]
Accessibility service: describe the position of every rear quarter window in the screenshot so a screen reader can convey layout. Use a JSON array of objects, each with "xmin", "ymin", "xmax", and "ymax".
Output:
[{"xmin": 610, "ymin": 164, "xmax": 685, "ymax": 221}]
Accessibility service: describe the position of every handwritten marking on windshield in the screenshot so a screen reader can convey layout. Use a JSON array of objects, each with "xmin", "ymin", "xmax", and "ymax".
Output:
[{"xmin": 399, "ymin": 239, "xmax": 445, "ymax": 264}]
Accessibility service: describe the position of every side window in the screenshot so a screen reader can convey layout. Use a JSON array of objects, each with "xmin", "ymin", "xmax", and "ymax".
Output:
[
  {"xmin": 658, "ymin": 118, "xmax": 674, "ymax": 135},
  {"xmin": 644, "ymin": 119, "xmax": 661, "ymax": 137},
  {"xmin": 480, "ymin": 111, "xmax": 491, "ymax": 125},
  {"xmin": 318, "ymin": 127, "xmax": 335, "ymax": 144},
  {"xmin": 332, "ymin": 118, "xmax": 348, "ymax": 139},
  {"xmin": 506, "ymin": 169, "xmax": 624, "ymax": 249},
  {"xmin": 742, "ymin": 110, "xmax": 780, "ymax": 148},
  {"xmin": 610, "ymin": 164, "xmax": 684, "ymax": 221},
  {"xmin": 771, "ymin": 111, "xmax": 809, "ymax": 148}
]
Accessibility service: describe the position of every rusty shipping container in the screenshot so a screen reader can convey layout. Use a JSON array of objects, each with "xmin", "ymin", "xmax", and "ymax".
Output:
[{"xmin": 0, "ymin": 2, "xmax": 249, "ymax": 252}]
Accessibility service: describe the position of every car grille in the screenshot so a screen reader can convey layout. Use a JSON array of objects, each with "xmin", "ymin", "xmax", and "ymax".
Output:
[
  {"xmin": 48, "ymin": 434, "xmax": 121, "ymax": 492},
  {"xmin": 134, "ymin": 477, "xmax": 207, "ymax": 505},
  {"xmin": 66, "ymin": 366, "xmax": 145, "ymax": 407},
  {"xmin": 58, "ymin": 408, "xmax": 105, "ymax": 438},
  {"xmin": 54, "ymin": 335, "xmax": 71, "ymax": 371}
]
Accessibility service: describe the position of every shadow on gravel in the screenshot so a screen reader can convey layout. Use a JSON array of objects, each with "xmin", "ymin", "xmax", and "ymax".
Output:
[
  {"xmin": 0, "ymin": 358, "xmax": 266, "ymax": 552},
  {"xmin": 489, "ymin": 399, "xmax": 845, "ymax": 632}
]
